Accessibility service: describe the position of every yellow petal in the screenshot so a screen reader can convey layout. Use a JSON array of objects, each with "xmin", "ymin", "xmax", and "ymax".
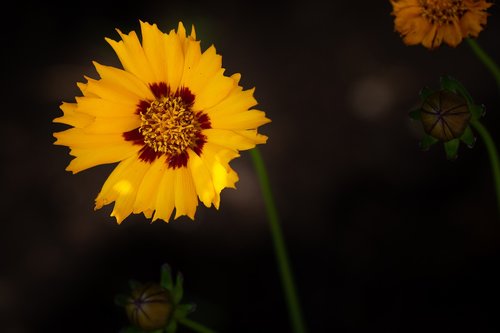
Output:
[
  {"xmin": 153, "ymin": 167, "xmax": 176, "ymax": 222},
  {"xmin": 210, "ymin": 109, "xmax": 271, "ymax": 130},
  {"xmin": 233, "ymin": 130, "xmax": 268, "ymax": 146},
  {"xmin": 205, "ymin": 88, "xmax": 257, "ymax": 118},
  {"xmin": 178, "ymin": 22, "xmax": 198, "ymax": 52},
  {"xmin": 230, "ymin": 73, "xmax": 241, "ymax": 84},
  {"xmin": 164, "ymin": 29, "xmax": 184, "ymax": 92},
  {"xmin": 395, "ymin": 5, "xmax": 422, "ymax": 18},
  {"xmin": 201, "ymin": 143, "xmax": 240, "ymax": 208},
  {"xmin": 54, "ymin": 102, "xmax": 94, "ymax": 128},
  {"xmin": 443, "ymin": 21, "xmax": 463, "ymax": 47},
  {"xmin": 77, "ymin": 82, "xmax": 97, "ymax": 97},
  {"xmin": 54, "ymin": 128, "xmax": 125, "ymax": 148},
  {"xmin": 399, "ymin": 18, "xmax": 430, "ymax": 46},
  {"xmin": 421, "ymin": 24, "xmax": 439, "ymax": 49},
  {"xmin": 193, "ymin": 70, "xmax": 235, "ymax": 110},
  {"xmin": 179, "ymin": 39, "xmax": 201, "ymax": 87},
  {"xmin": 187, "ymin": 149, "xmax": 215, "ymax": 207},
  {"xmin": 204, "ymin": 128, "xmax": 268, "ymax": 151},
  {"xmin": 106, "ymin": 30, "xmax": 156, "ymax": 84},
  {"xmin": 174, "ymin": 167, "xmax": 198, "ymax": 219},
  {"xmin": 65, "ymin": 144, "xmax": 141, "ymax": 174},
  {"xmin": 391, "ymin": 0, "xmax": 419, "ymax": 12},
  {"xmin": 182, "ymin": 45, "xmax": 222, "ymax": 95},
  {"xmin": 111, "ymin": 165, "xmax": 151, "ymax": 223},
  {"xmin": 81, "ymin": 116, "xmax": 140, "ymax": 134},
  {"xmin": 95, "ymin": 157, "xmax": 135, "ymax": 209},
  {"xmin": 176, "ymin": 21, "xmax": 188, "ymax": 45},
  {"xmin": 134, "ymin": 155, "xmax": 168, "ymax": 215},
  {"xmin": 76, "ymin": 96, "xmax": 137, "ymax": 117},
  {"xmin": 93, "ymin": 62, "xmax": 154, "ymax": 100},
  {"xmin": 140, "ymin": 21, "xmax": 167, "ymax": 83},
  {"xmin": 460, "ymin": 11, "xmax": 487, "ymax": 37},
  {"xmin": 189, "ymin": 23, "xmax": 196, "ymax": 40},
  {"xmin": 95, "ymin": 156, "xmax": 150, "ymax": 223}
]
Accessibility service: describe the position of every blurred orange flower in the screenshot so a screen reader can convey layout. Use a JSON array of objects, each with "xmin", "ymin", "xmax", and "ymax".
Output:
[{"xmin": 390, "ymin": 0, "xmax": 492, "ymax": 49}]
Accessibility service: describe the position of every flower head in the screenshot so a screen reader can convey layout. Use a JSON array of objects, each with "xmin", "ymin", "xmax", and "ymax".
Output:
[
  {"xmin": 390, "ymin": 0, "xmax": 492, "ymax": 49},
  {"xmin": 54, "ymin": 22, "xmax": 270, "ymax": 223}
]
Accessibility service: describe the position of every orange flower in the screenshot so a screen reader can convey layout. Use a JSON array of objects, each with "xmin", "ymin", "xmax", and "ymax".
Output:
[{"xmin": 390, "ymin": 0, "xmax": 492, "ymax": 49}]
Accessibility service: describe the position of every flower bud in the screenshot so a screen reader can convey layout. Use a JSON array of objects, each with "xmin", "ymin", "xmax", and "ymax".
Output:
[
  {"xmin": 420, "ymin": 90, "xmax": 471, "ymax": 142},
  {"xmin": 409, "ymin": 76, "xmax": 483, "ymax": 160},
  {"xmin": 125, "ymin": 283, "xmax": 173, "ymax": 331}
]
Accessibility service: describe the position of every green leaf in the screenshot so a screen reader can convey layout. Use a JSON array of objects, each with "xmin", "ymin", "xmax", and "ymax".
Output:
[
  {"xmin": 460, "ymin": 126, "xmax": 475, "ymax": 148},
  {"xmin": 419, "ymin": 134, "xmax": 439, "ymax": 151},
  {"xmin": 419, "ymin": 87, "xmax": 434, "ymax": 101},
  {"xmin": 440, "ymin": 75, "xmax": 475, "ymax": 106},
  {"xmin": 470, "ymin": 104, "xmax": 485, "ymax": 120},
  {"xmin": 440, "ymin": 75, "xmax": 458, "ymax": 92},
  {"xmin": 161, "ymin": 264, "xmax": 174, "ymax": 290},
  {"xmin": 173, "ymin": 272, "xmax": 184, "ymax": 304},
  {"xmin": 409, "ymin": 109, "xmax": 422, "ymax": 120},
  {"xmin": 165, "ymin": 319, "xmax": 178, "ymax": 333},
  {"xmin": 444, "ymin": 138, "xmax": 460, "ymax": 160},
  {"xmin": 175, "ymin": 303, "xmax": 197, "ymax": 319}
]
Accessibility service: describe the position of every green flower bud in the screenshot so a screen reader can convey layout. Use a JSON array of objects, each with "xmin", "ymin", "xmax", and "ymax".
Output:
[
  {"xmin": 409, "ymin": 76, "xmax": 484, "ymax": 160},
  {"xmin": 117, "ymin": 264, "xmax": 197, "ymax": 333},
  {"xmin": 125, "ymin": 283, "xmax": 173, "ymax": 331},
  {"xmin": 420, "ymin": 90, "xmax": 471, "ymax": 142}
]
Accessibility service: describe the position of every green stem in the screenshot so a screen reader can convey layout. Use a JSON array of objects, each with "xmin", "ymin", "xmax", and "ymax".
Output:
[
  {"xmin": 471, "ymin": 121, "xmax": 500, "ymax": 216},
  {"xmin": 250, "ymin": 148, "xmax": 308, "ymax": 333},
  {"xmin": 177, "ymin": 317, "xmax": 218, "ymax": 333},
  {"xmin": 466, "ymin": 38, "xmax": 500, "ymax": 92}
]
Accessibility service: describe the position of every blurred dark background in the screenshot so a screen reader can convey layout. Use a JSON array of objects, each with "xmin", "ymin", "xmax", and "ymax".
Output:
[{"xmin": 2, "ymin": 1, "xmax": 500, "ymax": 332}]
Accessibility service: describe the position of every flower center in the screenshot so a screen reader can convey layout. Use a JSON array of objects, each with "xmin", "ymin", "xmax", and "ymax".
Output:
[
  {"xmin": 420, "ymin": 0, "xmax": 467, "ymax": 24},
  {"xmin": 123, "ymin": 84, "xmax": 211, "ymax": 168},
  {"xmin": 139, "ymin": 96, "xmax": 200, "ymax": 156}
]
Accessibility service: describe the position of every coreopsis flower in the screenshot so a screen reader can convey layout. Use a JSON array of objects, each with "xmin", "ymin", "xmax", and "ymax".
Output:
[
  {"xmin": 390, "ymin": 0, "xmax": 492, "ymax": 49},
  {"xmin": 54, "ymin": 22, "xmax": 270, "ymax": 223}
]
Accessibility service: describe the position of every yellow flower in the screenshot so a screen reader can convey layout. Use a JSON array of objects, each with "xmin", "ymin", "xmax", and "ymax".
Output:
[
  {"xmin": 53, "ymin": 21, "xmax": 270, "ymax": 223},
  {"xmin": 390, "ymin": 0, "xmax": 492, "ymax": 49}
]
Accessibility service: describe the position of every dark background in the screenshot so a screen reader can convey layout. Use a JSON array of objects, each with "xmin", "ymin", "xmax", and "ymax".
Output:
[{"xmin": 2, "ymin": 1, "xmax": 500, "ymax": 332}]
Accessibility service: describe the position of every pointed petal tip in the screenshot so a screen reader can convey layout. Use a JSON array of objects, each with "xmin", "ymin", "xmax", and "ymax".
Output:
[
  {"xmin": 94, "ymin": 200, "xmax": 104, "ymax": 210},
  {"xmin": 65, "ymin": 164, "xmax": 79, "ymax": 174},
  {"xmin": 190, "ymin": 24, "xmax": 196, "ymax": 39},
  {"xmin": 143, "ymin": 209, "xmax": 154, "ymax": 219},
  {"xmin": 111, "ymin": 209, "xmax": 128, "ymax": 224}
]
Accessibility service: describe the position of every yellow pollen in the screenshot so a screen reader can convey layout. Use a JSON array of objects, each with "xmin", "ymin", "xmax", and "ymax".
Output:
[
  {"xmin": 139, "ymin": 96, "xmax": 199, "ymax": 156},
  {"xmin": 420, "ymin": 0, "xmax": 467, "ymax": 24}
]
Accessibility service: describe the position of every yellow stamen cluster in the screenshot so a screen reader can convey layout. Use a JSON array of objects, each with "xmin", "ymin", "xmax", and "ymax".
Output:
[
  {"xmin": 420, "ymin": 0, "xmax": 466, "ymax": 24},
  {"xmin": 139, "ymin": 97, "xmax": 199, "ymax": 156}
]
